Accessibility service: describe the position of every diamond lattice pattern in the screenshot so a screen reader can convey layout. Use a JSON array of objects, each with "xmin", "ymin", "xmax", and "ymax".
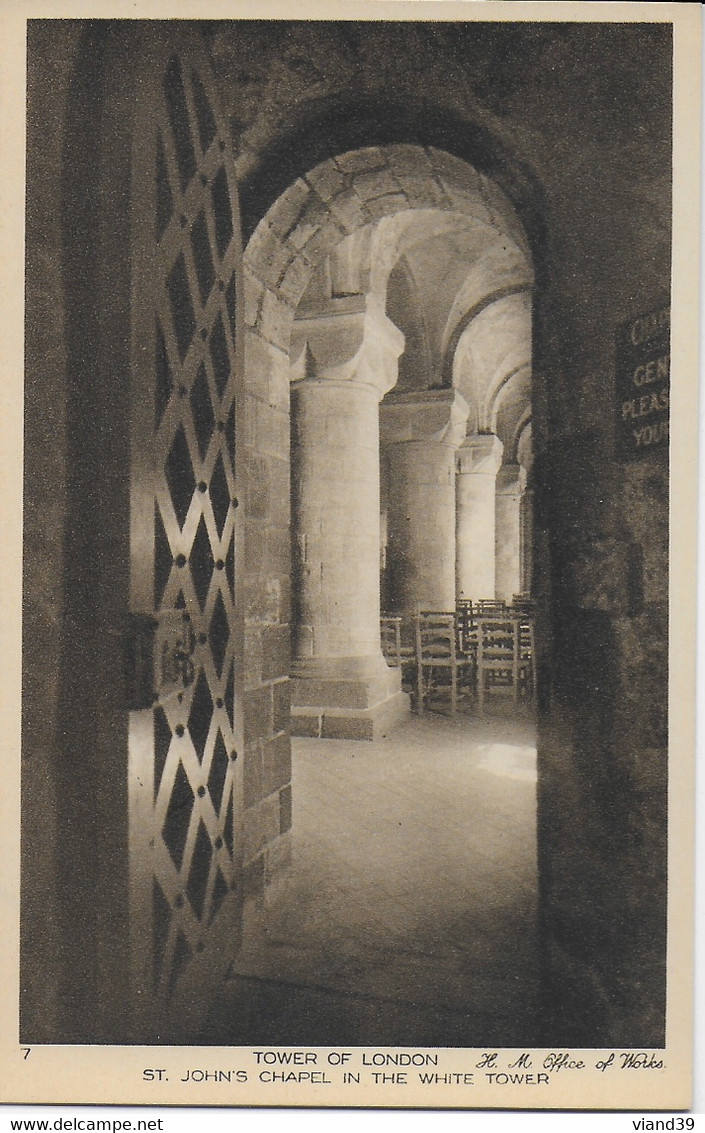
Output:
[{"xmin": 149, "ymin": 53, "xmax": 240, "ymax": 995}]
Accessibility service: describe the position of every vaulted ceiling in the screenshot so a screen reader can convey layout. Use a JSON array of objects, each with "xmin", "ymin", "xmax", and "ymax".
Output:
[{"xmin": 292, "ymin": 149, "xmax": 534, "ymax": 471}]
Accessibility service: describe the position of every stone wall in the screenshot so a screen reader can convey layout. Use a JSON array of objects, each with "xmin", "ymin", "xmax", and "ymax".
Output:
[
  {"xmin": 240, "ymin": 329, "xmax": 293, "ymax": 904},
  {"xmin": 22, "ymin": 20, "xmax": 79, "ymax": 1043},
  {"xmin": 21, "ymin": 18, "xmax": 674, "ymax": 1046},
  {"xmin": 212, "ymin": 20, "xmax": 673, "ymax": 1045}
]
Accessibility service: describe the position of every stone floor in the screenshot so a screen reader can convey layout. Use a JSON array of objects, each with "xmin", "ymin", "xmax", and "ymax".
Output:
[{"xmin": 204, "ymin": 697, "xmax": 540, "ymax": 1047}]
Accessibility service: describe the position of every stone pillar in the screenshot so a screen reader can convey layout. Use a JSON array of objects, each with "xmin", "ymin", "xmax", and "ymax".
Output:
[
  {"xmin": 380, "ymin": 389, "xmax": 469, "ymax": 614},
  {"xmin": 495, "ymin": 463, "xmax": 527, "ymax": 603},
  {"xmin": 455, "ymin": 434, "xmax": 504, "ymax": 602},
  {"xmin": 288, "ymin": 296, "xmax": 410, "ymax": 740}
]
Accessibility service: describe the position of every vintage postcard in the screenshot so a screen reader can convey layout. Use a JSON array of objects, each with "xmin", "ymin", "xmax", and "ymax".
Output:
[{"xmin": 0, "ymin": 0, "xmax": 701, "ymax": 1113}]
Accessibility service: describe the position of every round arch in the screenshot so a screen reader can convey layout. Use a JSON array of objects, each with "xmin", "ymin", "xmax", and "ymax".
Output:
[
  {"xmin": 243, "ymin": 143, "xmax": 532, "ymax": 359},
  {"xmin": 441, "ymin": 282, "xmax": 533, "ymax": 387},
  {"xmin": 236, "ymin": 92, "xmax": 548, "ymax": 276},
  {"xmin": 242, "ymin": 141, "xmax": 536, "ymax": 732}
]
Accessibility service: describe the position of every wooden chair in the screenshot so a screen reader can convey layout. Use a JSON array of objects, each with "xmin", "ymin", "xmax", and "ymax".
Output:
[
  {"xmin": 455, "ymin": 599, "xmax": 475, "ymax": 654},
  {"xmin": 475, "ymin": 615, "xmax": 533, "ymax": 709},
  {"xmin": 381, "ymin": 614, "xmax": 416, "ymax": 687},
  {"xmin": 415, "ymin": 611, "xmax": 474, "ymax": 715},
  {"xmin": 510, "ymin": 595, "xmax": 536, "ymax": 615},
  {"xmin": 380, "ymin": 615, "xmax": 403, "ymax": 667},
  {"xmin": 476, "ymin": 598, "xmax": 507, "ymax": 614},
  {"xmin": 517, "ymin": 615, "xmax": 535, "ymax": 698}
]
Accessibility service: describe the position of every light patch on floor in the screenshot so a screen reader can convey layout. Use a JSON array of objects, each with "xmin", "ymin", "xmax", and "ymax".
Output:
[
  {"xmin": 205, "ymin": 703, "xmax": 540, "ymax": 1046},
  {"xmin": 476, "ymin": 742, "xmax": 537, "ymax": 782}
]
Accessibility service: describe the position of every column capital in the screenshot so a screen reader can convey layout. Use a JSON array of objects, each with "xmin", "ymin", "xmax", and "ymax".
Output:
[
  {"xmin": 456, "ymin": 433, "xmax": 504, "ymax": 476},
  {"xmin": 290, "ymin": 295, "xmax": 405, "ymax": 399},
  {"xmin": 379, "ymin": 388, "xmax": 470, "ymax": 449},
  {"xmin": 496, "ymin": 462, "xmax": 527, "ymax": 494}
]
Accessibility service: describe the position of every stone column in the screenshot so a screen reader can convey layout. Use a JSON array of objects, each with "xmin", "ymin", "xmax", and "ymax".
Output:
[
  {"xmin": 288, "ymin": 296, "xmax": 410, "ymax": 740},
  {"xmin": 455, "ymin": 434, "xmax": 504, "ymax": 602},
  {"xmin": 495, "ymin": 463, "xmax": 527, "ymax": 603},
  {"xmin": 380, "ymin": 389, "xmax": 469, "ymax": 614}
]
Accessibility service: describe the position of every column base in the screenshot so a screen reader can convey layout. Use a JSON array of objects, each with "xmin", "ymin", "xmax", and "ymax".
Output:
[
  {"xmin": 290, "ymin": 663, "xmax": 410, "ymax": 740},
  {"xmin": 291, "ymin": 691, "xmax": 410, "ymax": 741}
]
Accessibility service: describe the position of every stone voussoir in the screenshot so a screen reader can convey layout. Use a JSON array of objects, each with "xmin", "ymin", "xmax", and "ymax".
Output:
[
  {"xmin": 267, "ymin": 177, "xmax": 310, "ymax": 239},
  {"xmin": 243, "ymin": 269, "xmax": 265, "ymax": 327},
  {"xmin": 287, "ymin": 195, "xmax": 334, "ymax": 251},
  {"xmin": 257, "ymin": 288, "xmax": 296, "ymax": 351},
  {"xmin": 304, "ymin": 160, "xmax": 349, "ymax": 203},
  {"xmin": 352, "ymin": 165, "xmax": 403, "ymax": 202},
  {"xmin": 363, "ymin": 193, "xmax": 411, "ymax": 222},
  {"xmin": 276, "ymin": 251, "xmax": 314, "ymax": 307},
  {"xmin": 297, "ymin": 215, "xmax": 347, "ymax": 262},
  {"xmin": 245, "ymin": 220, "xmax": 297, "ymax": 288},
  {"xmin": 333, "ymin": 146, "xmax": 387, "ymax": 174},
  {"xmin": 326, "ymin": 187, "xmax": 369, "ymax": 234}
]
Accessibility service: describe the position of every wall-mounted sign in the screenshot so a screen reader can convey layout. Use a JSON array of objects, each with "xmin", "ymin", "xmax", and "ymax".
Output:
[{"xmin": 615, "ymin": 303, "xmax": 670, "ymax": 460}]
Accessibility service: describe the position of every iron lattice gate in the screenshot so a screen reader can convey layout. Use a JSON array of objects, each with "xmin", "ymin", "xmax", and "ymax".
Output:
[{"xmin": 128, "ymin": 28, "xmax": 244, "ymax": 1042}]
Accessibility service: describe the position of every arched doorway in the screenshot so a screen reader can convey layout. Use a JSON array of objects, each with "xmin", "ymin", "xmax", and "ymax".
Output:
[
  {"xmin": 220, "ymin": 145, "xmax": 539, "ymax": 1043},
  {"xmin": 243, "ymin": 146, "xmax": 534, "ymax": 737},
  {"xmin": 22, "ymin": 19, "xmax": 671, "ymax": 1051}
]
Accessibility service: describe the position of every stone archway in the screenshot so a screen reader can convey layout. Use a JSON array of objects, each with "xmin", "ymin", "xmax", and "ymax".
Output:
[
  {"xmin": 243, "ymin": 145, "xmax": 530, "ymax": 346},
  {"xmin": 243, "ymin": 144, "xmax": 534, "ymax": 738}
]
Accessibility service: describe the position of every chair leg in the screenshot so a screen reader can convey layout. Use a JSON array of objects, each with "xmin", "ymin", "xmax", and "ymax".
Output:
[
  {"xmin": 451, "ymin": 668, "xmax": 457, "ymax": 716},
  {"xmin": 417, "ymin": 661, "xmax": 424, "ymax": 714}
]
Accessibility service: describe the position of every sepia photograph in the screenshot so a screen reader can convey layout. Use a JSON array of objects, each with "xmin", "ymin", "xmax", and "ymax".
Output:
[{"xmin": 2, "ymin": 0, "xmax": 700, "ymax": 1112}]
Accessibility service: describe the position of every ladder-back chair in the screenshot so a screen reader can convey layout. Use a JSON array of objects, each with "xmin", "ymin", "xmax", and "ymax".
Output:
[
  {"xmin": 380, "ymin": 615, "xmax": 403, "ymax": 667},
  {"xmin": 415, "ymin": 611, "xmax": 474, "ymax": 715},
  {"xmin": 476, "ymin": 598, "xmax": 507, "ymax": 614},
  {"xmin": 510, "ymin": 595, "xmax": 536, "ymax": 615},
  {"xmin": 380, "ymin": 614, "xmax": 416, "ymax": 687},
  {"xmin": 517, "ymin": 615, "xmax": 535, "ymax": 698},
  {"xmin": 455, "ymin": 599, "xmax": 475, "ymax": 656},
  {"xmin": 475, "ymin": 615, "xmax": 533, "ymax": 708}
]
